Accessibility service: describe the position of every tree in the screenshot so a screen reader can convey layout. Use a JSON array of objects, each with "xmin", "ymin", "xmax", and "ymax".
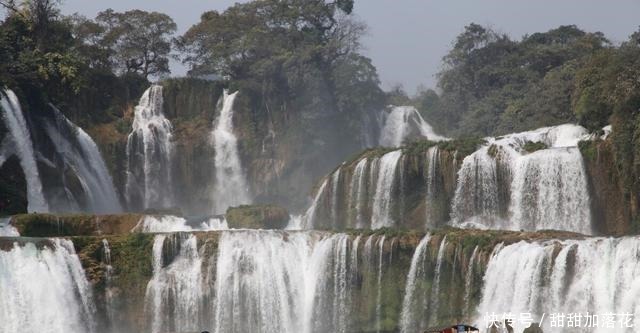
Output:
[
  {"xmin": 94, "ymin": 9, "xmax": 177, "ymax": 78},
  {"xmin": 176, "ymin": 0, "xmax": 358, "ymax": 83}
]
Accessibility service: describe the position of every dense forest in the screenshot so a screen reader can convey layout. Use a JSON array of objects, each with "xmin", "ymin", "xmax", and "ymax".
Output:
[{"xmin": 1, "ymin": 0, "xmax": 640, "ymax": 214}]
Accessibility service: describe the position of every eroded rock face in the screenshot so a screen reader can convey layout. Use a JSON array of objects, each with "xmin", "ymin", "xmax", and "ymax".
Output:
[
  {"xmin": 580, "ymin": 139, "xmax": 638, "ymax": 235},
  {"xmin": 225, "ymin": 204, "xmax": 289, "ymax": 229}
]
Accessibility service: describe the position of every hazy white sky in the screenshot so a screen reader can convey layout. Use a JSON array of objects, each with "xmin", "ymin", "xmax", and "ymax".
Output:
[{"xmin": 61, "ymin": 0, "xmax": 640, "ymax": 93}]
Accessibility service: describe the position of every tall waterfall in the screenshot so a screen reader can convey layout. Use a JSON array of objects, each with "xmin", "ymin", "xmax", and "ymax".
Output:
[
  {"xmin": 44, "ymin": 106, "xmax": 122, "ymax": 213},
  {"xmin": 126, "ymin": 85, "xmax": 173, "ymax": 210},
  {"xmin": 210, "ymin": 90, "xmax": 251, "ymax": 214},
  {"xmin": 476, "ymin": 237, "xmax": 640, "ymax": 333},
  {"xmin": 0, "ymin": 90, "xmax": 48, "ymax": 212},
  {"xmin": 425, "ymin": 146, "xmax": 440, "ymax": 227},
  {"xmin": 379, "ymin": 106, "xmax": 447, "ymax": 147},
  {"xmin": 371, "ymin": 150, "xmax": 403, "ymax": 229},
  {"xmin": 451, "ymin": 124, "xmax": 591, "ymax": 233},
  {"xmin": 0, "ymin": 239, "xmax": 95, "ymax": 333}
]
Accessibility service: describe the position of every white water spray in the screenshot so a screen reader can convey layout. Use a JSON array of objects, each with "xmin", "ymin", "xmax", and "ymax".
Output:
[
  {"xmin": 0, "ymin": 90, "xmax": 48, "ymax": 212},
  {"xmin": 126, "ymin": 85, "xmax": 173, "ymax": 210},
  {"xmin": 210, "ymin": 90, "xmax": 251, "ymax": 214}
]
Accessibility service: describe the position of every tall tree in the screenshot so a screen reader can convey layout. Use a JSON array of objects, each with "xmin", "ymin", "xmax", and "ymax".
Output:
[{"xmin": 94, "ymin": 9, "xmax": 177, "ymax": 78}]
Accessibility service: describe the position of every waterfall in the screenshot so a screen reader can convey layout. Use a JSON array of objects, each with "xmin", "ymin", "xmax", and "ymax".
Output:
[
  {"xmin": 102, "ymin": 239, "xmax": 116, "ymax": 328},
  {"xmin": 301, "ymin": 179, "xmax": 328, "ymax": 229},
  {"xmin": 379, "ymin": 106, "xmax": 447, "ymax": 147},
  {"xmin": 0, "ymin": 90, "xmax": 48, "ymax": 212},
  {"xmin": 475, "ymin": 237, "xmax": 640, "ymax": 333},
  {"xmin": 451, "ymin": 124, "xmax": 592, "ymax": 233},
  {"xmin": 463, "ymin": 246, "xmax": 479, "ymax": 317},
  {"xmin": 371, "ymin": 150, "xmax": 402, "ymax": 229},
  {"xmin": 210, "ymin": 90, "xmax": 251, "ymax": 214},
  {"xmin": 349, "ymin": 158, "xmax": 369, "ymax": 228},
  {"xmin": 509, "ymin": 148, "xmax": 591, "ymax": 234},
  {"xmin": 429, "ymin": 236, "xmax": 448, "ymax": 325},
  {"xmin": 375, "ymin": 235, "xmax": 386, "ymax": 333},
  {"xmin": 0, "ymin": 217, "xmax": 18, "ymax": 236},
  {"xmin": 145, "ymin": 234, "xmax": 205, "ymax": 333},
  {"xmin": 143, "ymin": 230, "xmax": 366, "ymax": 333},
  {"xmin": 134, "ymin": 215, "xmax": 228, "ymax": 233},
  {"xmin": 126, "ymin": 85, "xmax": 173, "ymax": 210},
  {"xmin": 44, "ymin": 106, "xmax": 122, "ymax": 213},
  {"xmin": 330, "ymin": 169, "xmax": 342, "ymax": 225},
  {"xmin": 399, "ymin": 234, "xmax": 432, "ymax": 333},
  {"xmin": 425, "ymin": 146, "xmax": 440, "ymax": 227},
  {"xmin": 0, "ymin": 239, "xmax": 95, "ymax": 333}
]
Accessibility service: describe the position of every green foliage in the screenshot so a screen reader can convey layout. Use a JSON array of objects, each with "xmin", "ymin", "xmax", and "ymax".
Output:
[
  {"xmin": 417, "ymin": 23, "xmax": 607, "ymax": 137},
  {"xmin": 523, "ymin": 141, "xmax": 547, "ymax": 153}
]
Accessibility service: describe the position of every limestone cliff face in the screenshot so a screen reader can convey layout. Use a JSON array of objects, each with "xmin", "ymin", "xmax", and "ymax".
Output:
[{"xmin": 580, "ymin": 139, "xmax": 639, "ymax": 235}]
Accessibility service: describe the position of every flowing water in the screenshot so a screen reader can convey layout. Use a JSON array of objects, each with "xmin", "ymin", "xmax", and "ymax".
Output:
[
  {"xmin": 371, "ymin": 150, "xmax": 403, "ymax": 229},
  {"xmin": 379, "ymin": 106, "xmax": 447, "ymax": 147},
  {"xmin": 210, "ymin": 90, "xmax": 251, "ymax": 214},
  {"xmin": 0, "ymin": 239, "xmax": 95, "ymax": 333},
  {"xmin": 134, "ymin": 215, "xmax": 228, "ymax": 232},
  {"xmin": 451, "ymin": 124, "xmax": 592, "ymax": 233},
  {"xmin": 0, "ymin": 90, "xmax": 48, "ymax": 212},
  {"xmin": 126, "ymin": 85, "xmax": 174, "ymax": 210},
  {"xmin": 476, "ymin": 237, "xmax": 640, "ymax": 333},
  {"xmin": 0, "ymin": 217, "xmax": 18, "ymax": 236},
  {"xmin": 44, "ymin": 106, "xmax": 121, "ymax": 213}
]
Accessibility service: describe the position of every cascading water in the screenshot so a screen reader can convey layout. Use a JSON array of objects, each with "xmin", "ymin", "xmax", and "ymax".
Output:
[
  {"xmin": 349, "ymin": 158, "xmax": 369, "ymax": 228},
  {"xmin": 134, "ymin": 215, "xmax": 228, "ymax": 232},
  {"xmin": 0, "ymin": 90, "xmax": 48, "ymax": 212},
  {"xmin": 476, "ymin": 237, "xmax": 640, "ymax": 333},
  {"xmin": 371, "ymin": 150, "xmax": 402, "ymax": 229},
  {"xmin": 44, "ymin": 106, "xmax": 122, "ymax": 213},
  {"xmin": 210, "ymin": 90, "xmax": 251, "ymax": 214},
  {"xmin": 425, "ymin": 146, "xmax": 440, "ymax": 227},
  {"xmin": 451, "ymin": 124, "xmax": 592, "ymax": 233},
  {"xmin": 126, "ymin": 85, "xmax": 174, "ymax": 210},
  {"xmin": 399, "ymin": 234, "xmax": 432, "ymax": 333},
  {"xmin": 0, "ymin": 217, "xmax": 18, "ymax": 236},
  {"xmin": 0, "ymin": 239, "xmax": 95, "ymax": 333},
  {"xmin": 144, "ymin": 230, "xmax": 369, "ymax": 333},
  {"xmin": 429, "ymin": 236, "xmax": 448, "ymax": 326},
  {"xmin": 379, "ymin": 106, "xmax": 447, "ymax": 147},
  {"xmin": 145, "ymin": 234, "xmax": 205, "ymax": 333}
]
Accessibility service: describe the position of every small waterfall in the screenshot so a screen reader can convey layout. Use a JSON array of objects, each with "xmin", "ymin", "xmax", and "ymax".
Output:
[
  {"xmin": 210, "ymin": 90, "xmax": 251, "ymax": 214},
  {"xmin": 146, "ymin": 234, "xmax": 205, "ymax": 333},
  {"xmin": 463, "ymin": 246, "xmax": 479, "ymax": 316},
  {"xmin": 425, "ymin": 146, "xmax": 440, "ymax": 227},
  {"xmin": 451, "ymin": 124, "xmax": 592, "ymax": 233},
  {"xmin": 301, "ymin": 179, "xmax": 328, "ymax": 229},
  {"xmin": 349, "ymin": 158, "xmax": 369, "ymax": 228},
  {"xmin": 399, "ymin": 234, "xmax": 432, "ymax": 333},
  {"xmin": 371, "ymin": 150, "xmax": 402, "ymax": 229},
  {"xmin": 44, "ymin": 106, "xmax": 122, "ymax": 213},
  {"xmin": 126, "ymin": 85, "xmax": 173, "ymax": 210},
  {"xmin": 0, "ymin": 239, "xmax": 95, "ymax": 333},
  {"xmin": 475, "ymin": 237, "xmax": 640, "ymax": 333},
  {"xmin": 375, "ymin": 235, "xmax": 386, "ymax": 333},
  {"xmin": 379, "ymin": 106, "xmax": 447, "ymax": 147},
  {"xmin": 429, "ymin": 236, "xmax": 448, "ymax": 325},
  {"xmin": 509, "ymin": 148, "xmax": 591, "ymax": 233},
  {"xmin": 0, "ymin": 90, "xmax": 48, "ymax": 212},
  {"xmin": 134, "ymin": 215, "xmax": 228, "ymax": 233},
  {"xmin": 330, "ymin": 169, "xmax": 342, "ymax": 225},
  {"xmin": 102, "ymin": 239, "xmax": 116, "ymax": 328},
  {"xmin": 0, "ymin": 217, "xmax": 18, "ymax": 236}
]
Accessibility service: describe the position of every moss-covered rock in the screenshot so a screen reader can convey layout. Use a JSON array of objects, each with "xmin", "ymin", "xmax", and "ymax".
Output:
[
  {"xmin": 10, "ymin": 213, "xmax": 143, "ymax": 237},
  {"xmin": 225, "ymin": 204, "xmax": 290, "ymax": 229}
]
